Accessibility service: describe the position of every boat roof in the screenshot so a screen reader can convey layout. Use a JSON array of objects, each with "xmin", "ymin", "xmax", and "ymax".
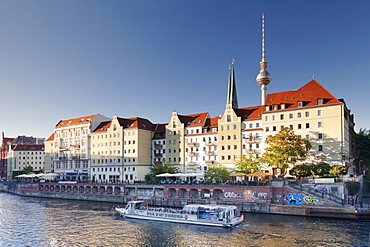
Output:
[{"xmin": 183, "ymin": 204, "xmax": 236, "ymax": 209}]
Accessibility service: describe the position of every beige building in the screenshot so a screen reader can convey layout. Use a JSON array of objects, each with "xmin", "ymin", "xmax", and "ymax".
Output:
[
  {"xmin": 90, "ymin": 115, "xmax": 156, "ymax": 183},
  {"xmin": 8, "ymin": 144, "xmax": 45, "ymax": 175}
]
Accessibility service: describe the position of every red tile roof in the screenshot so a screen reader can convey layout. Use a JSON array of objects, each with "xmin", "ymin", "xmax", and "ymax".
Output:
[
  {"xmin": 234, "ymin": 105, "xmax": 263, "ymax": 121},
  {"xmin": 46, "ymin": 133, "xmax": 55, "ymax": 141},
  {"xmin": 56, "ymin": 114, "xmax": 97, "ymax": 128},
  {"xmin": 12, "ymin": 144, "xmax": 44, "ymax": 151},
  {"xmin": 178, "ymin": 112, "xmax": 209, "ymax": 127},
  {"xmin": 265, "ymin": 80, "xmax": 341, "ymax": 110},
  {"xmin": 93, "ymin": 121, "xmax": 112, "ymax": 133}
]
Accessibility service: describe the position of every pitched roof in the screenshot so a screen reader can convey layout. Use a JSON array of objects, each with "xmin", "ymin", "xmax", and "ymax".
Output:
[
  {"xmin": 234, "ymin": 105, "xmax": 263, "ymax": 121},
  {"xmin": 56, "ymin": 114, "xmax": 97, "ymax": 128},
  {"xmin": 265, "ymin": 80, "xmax": 341, "ymax": 110},
  {"xmin": 12, "ymin": 144, "xmax": 44, "ymax": 151},
  {"xmin": 46, "ymin": 133, "xmax": 55, "ymax": 141},
  {"xmin": 178, "ymin": 112, "xmax": 209, "ymax": 127},
  {"xmin": 93, "ymin": 121, "xmax": 112, "ymax": 133}
]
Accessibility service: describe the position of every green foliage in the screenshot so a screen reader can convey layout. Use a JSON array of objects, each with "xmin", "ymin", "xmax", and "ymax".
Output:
[
  {"xmin": 204, "ymin": 163, "xmax": 230, "ymax": 182},
  {"xmin": 354, "ymin": 128, "xmax": 370, "ymax": 169},
  {"xmin": 261, "ymin": 127, "xmax": 312, "ymax": 172},
  {"xmin": 289, "ymin": 165, "xmax": 312, "ymax": 178},
  {"xmin": 22, "ymin": 165, "xmax": 34, "ymax": 174},
  {"xmin": 345, "ymin": 181, "xmax": 361, "ymax": 196},
  {"xmin": 234, "ymin": 154, "xmax": 260, "ymax": 174},
  {"xmin": 329, "ymin": 165, "xmax": 348, "ymax": 176},
  {"xmin": 311, "ymin": 163, "xmax": 331, "ymax": 176},
  {"xmin": 145, "ymin": 162, "xmax": 181, "ymax": 182}
]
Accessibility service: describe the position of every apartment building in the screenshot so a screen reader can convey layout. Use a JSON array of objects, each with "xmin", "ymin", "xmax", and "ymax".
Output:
[
  {"xmin": 90, "ymin": 115, "xmax": 156, "ymax": 183},
  {"xmin": 45, "ymin": 114, "xmax": 110, "ymax": 179},
  {"xmin": 7, "ymin": 144, "xmax": 45, "ymax": 175}
]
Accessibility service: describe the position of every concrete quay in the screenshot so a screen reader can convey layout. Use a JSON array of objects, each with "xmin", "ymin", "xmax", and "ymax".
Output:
[{"xmin": 0, "ymin": 181, "xmax": 369, "ymax": 220}]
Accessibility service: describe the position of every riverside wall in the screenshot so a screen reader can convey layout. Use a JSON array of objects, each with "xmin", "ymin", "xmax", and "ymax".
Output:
[{"xmin": 0, "ymin": 181, "xmax": 367, "ymax": 220}]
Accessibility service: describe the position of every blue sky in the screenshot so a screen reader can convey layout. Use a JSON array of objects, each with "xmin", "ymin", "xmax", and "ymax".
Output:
[{"xmin": 0, "ymin": 1, "xmax": 369, "ymax": 139}]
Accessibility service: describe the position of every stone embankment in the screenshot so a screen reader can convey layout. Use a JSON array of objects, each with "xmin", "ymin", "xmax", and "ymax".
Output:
[{"xmin": 0, "ymin": 181, "xmax": 368, "ymax": 220}]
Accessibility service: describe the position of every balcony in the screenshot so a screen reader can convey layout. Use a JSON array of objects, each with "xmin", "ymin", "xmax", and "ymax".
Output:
[
  {"xmin": 205, "ymin": 151, "xmax": 215, "ymax": 156},
  {"xmin": 155, "ymin": 153, "xmax": 163, "ymax": 158},
  {"xmin": 154, "ymin": 144, "xmax": 163, "ymax": 150},
  {"xmin": 58, "ymin": 156, "xmax": 68, "ymax": 160},
  {"xmin": 244, "ymin": 137, "xmax": 255, "ymax": 144},
  {"xmin": 205, "ymin": 160, "xmax": 214, "ymax": 165},
  {"xmin": 71, "ymin": 156, "xmax": 81, "ymax": 160},
  {"xmin": 59, "ymin": 146, "xmax": 68, "ymax": 151},
  {"xmin": 72, "ymin": 144, "xmax": 80, "ymax": 149},
  {"xmin": 205, "ymin": 141, "xmax": 214, "ymax": 146},
  {"xmin": 187, "ymin": 142, "xmax": 197, "ymax": 147},
  {"xmin": 187, "ymin": 152, "xmax": 196, "ymax": 157},
  {"xmin": 245, "ymin": 149, "xmax": 255, "ymax": 153}
]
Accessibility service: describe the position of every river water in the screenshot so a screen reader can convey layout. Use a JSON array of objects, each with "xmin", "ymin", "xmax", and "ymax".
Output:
[{"xmin": 0, "ymin": 192, "xmax": 369, "ymax": 247}]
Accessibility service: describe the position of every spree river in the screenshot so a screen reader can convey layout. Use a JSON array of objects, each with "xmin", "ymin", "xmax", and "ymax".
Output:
[{"xmin": 0, "ymin": 192, "xmax": 369, "ymax": 247}]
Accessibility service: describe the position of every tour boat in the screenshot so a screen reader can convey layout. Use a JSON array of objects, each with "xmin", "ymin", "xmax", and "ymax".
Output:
[{"xmin": 115, "ymin": 200, "xmax": 244, "ymax": 227}]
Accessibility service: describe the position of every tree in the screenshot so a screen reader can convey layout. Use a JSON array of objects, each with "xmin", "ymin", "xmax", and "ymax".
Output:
[
  {"xmin": 329, "ymin": 165, "xmax": 348, "ymax": 176},
  {"xmin": 204, "ymin": 163, "xmax": 230, "ymax": 182},
  {"xmin": 289, "ymin": 165, "xmax": 312, "ymax": 178},
  {"xmin": 234, "ymin": 154, "xmax": 260, "ymax": 174},
  {"xmin": 22, "ymin": 165, "xmax": 34, "ymax": 174},
  {"xmin": 145, "ymin": 162, "xmax": 181, "ymax": 182},
  {"xmin": 354, "ymin": 128, "xmax": 370, "ymax": 170},
  {"xmin": 311, "ymin": 163, "xmax": 331, "ymax": 176},
  {"xmin": 261, "ymin": 127, "xmax": 312, "ymax": 174}
]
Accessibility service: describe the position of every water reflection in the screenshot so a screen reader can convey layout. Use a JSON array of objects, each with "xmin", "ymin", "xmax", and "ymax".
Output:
[{"xmin": 0, "ymin": 192, "xmax": 369, "ymax": 246}]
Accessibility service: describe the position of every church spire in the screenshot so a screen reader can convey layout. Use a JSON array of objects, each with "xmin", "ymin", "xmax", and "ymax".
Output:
[
  {"xmin": 256, "ymin": 13, "xmax": 272, "ymax": 105},
  {"xmin": 226, "ymin": 59, "xmax": 238, "ymax": 109}
]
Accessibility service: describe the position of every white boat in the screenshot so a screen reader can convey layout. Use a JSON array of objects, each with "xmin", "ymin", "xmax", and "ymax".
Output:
[{"xmin": 115, "ymin": 200, "xmax": 244, "ymax": 227}]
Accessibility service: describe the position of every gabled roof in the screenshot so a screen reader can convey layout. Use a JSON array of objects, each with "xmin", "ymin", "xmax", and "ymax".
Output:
[
  {"xmin": 93, "ymin": 121, "xmax": 112, "ymax": 133},
  {"xmin": 234, "ymin": 105, "xmax": 263, "ymax": 121},
  {"xmin": 12, "ymin": 144, "xmax": 44, "ymax": 151},
  {"xmin": 178, "ymin": 112, "xmax": 209, "ymax": 127},
  {"xmin": 56, "ymin": 114, "xmax": 97, "ymax": 128},
  {"xmin": 265, "ymin": 80, "xmax": 341, "ymax": 110},
  {"xmin": 46, "ymin": 133, "xmax": 55, "ymax": 141}
]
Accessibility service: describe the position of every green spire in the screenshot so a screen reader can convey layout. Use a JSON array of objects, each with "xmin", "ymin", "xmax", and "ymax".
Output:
[{"xmin": 226, "ymin": 59, "xmax": 238, "ymax": 108}]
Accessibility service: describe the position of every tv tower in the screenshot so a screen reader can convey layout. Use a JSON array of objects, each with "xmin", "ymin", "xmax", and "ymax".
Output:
[{"xmin": 256, "ymin": 13, "xmax": 272, "ymax": 105}]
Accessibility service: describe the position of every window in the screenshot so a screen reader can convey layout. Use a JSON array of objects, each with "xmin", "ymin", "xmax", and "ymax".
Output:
[
  {"xmin": 318, "ymin": 99, "xmax": 323, "ymax": 105},
  {"xmin": 273, "ymin": 126, "xmax": 277, "ymax": 131},
  {"xmin": 265, "ymin": 127, "xmax": 270, "ymax": 132},
  {"xmin": 272, "ymin": 115, "xmax": 276, "ymax": 121},
  {"xmin": 306, "ymin": 134, "xmax": 310, "ymax": 140},
  {"xmin": 298, "ymin": 101, "xmax": 303, "ymax": 107},
  {"xmin": 298, "ymin": 124, "xmax": 302, "ymax": 129},
  {"xmin": 289, "ymin": 113, "xmax": 293, "ymax": 119},
  {"xmin": 289, "ymin": 124, "xmax": 293, "ymax": 130},
  {"xmin": 318, "ymin": 145, "xmax": 323, "ymax": 152},
  {"xmin": 318, "ymin": 133, "xmax": 323, "ymax": 139},
  {"xmin": 318, "ymin": 110, "xmax": 322, "ymax": 116},
  {"xmin": 256, "ymin": 123, "xmax": 260, "ymax": 128},
  {"xmin": 305, "ymin": 111, "xmax": 309, "ymax": 117},
  {"xmin": 306, "ymin": 123, "xmax": 310, "ymax": 129},
  {"xmin": 228, "ymin": 145, "xmax": 231, "ymax": 150},
  {"xmin": 265, "ymin": 116, "xmax": 269, "ymax": 121},
  {"xmin": 318, "ymin": 121, "xmax": 323, "ymax": 128},
  {"xmin": 233, "ymin": 124, "xmax": 237, "ymax": 130},
  {"xmin": 227, "ymin": 114, "xmax": 231, "ymax": 122},
  {"xmin": 249, "ymin": 123, "xmax": 253, "ymax": 128},
  {"xmin": 280, "ymin": 114, "xmax": 284, "ymax": 120},
  {"xmin": 221, "ymin": 126, "xmax": 224, "ymax": 131},
  {"xmin": 297, "ymin": 112, "xmax": 302, "ymax": 118}
]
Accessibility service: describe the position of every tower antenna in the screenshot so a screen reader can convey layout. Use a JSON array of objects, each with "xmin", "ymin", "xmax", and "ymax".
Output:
[{"xmin": 256, "ymin": 13, "xmax": 272, "ymax": 105}]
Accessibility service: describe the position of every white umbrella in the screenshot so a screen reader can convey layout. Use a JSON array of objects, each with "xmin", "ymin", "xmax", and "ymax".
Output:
[
  {"xmin": 156, "ymin": 173, "xmax": 173, "ymax": 177},
  {"xmin": 186, "ymin": 173, "xmax": 204, "ymax": 177}
]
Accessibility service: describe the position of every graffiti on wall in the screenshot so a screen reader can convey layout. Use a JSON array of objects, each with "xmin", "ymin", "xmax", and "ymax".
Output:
[
  {"xmin": 287, "ymin": 194, "xmax": 321, "ymax": 205},
  {"xmin": 223, "ymin": 190, "xmax": 269, "ymax": 201}
]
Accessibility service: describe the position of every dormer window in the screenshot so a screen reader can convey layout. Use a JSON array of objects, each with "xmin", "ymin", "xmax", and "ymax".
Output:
[
  {"xmin": 273, "ymin": 105, "xmax": 278, "ymax": 110},
  {"xmin": 280, "ymin": 103, "xmax": 285, "ymax": 109},
  {"xmin": 317, "ymin": 98, "xmax": 323, "ymax": 105},
  {"xmin": 297, "ymin": 101, "xmax": 303, "ymax": 108},
  {"xmin": 265, "ymin": 106, "xmax": 270, "ymax": 111}
]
